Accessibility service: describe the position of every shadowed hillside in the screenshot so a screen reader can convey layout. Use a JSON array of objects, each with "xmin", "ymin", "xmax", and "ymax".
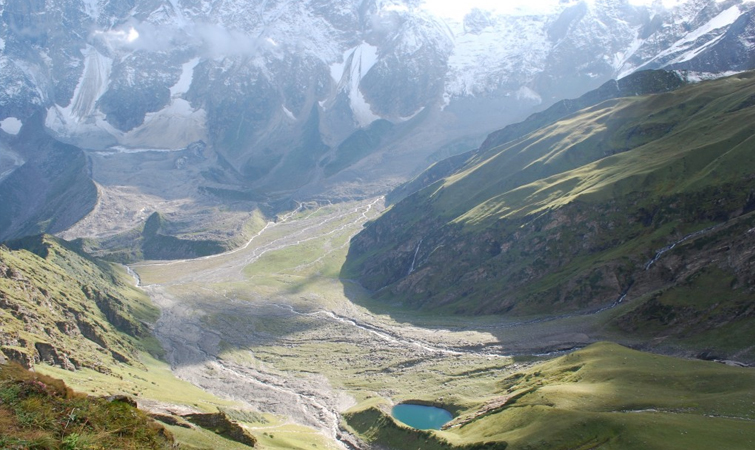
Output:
[
  {"xmin": 0, "ymin": 362, "xmax": 174, "ymax": 449},
  {"xmin": 345, "ymin": 71, "xmax": 755, "ymax": 361}
]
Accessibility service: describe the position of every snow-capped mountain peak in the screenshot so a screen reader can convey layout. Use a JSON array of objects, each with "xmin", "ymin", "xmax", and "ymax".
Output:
[{"xmin": 1, "ymin": 0, "xmax": 755, "ymax": 200}]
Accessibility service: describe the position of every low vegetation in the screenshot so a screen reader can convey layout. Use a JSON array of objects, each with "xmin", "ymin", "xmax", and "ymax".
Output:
[
  {"xmin": 0, "ymin": 235, "xmax": 160, "ymax": 371},
  {"xmin": 346, "ymin": 342, "xmax": 755, "ymax": 450},
  {"xmin": 344, "ymin": 71, "xmax": 755, "ymax": 360},
  {"xmin": 0, "ymin": 362, "xmax": 173, "ymax": 449}
]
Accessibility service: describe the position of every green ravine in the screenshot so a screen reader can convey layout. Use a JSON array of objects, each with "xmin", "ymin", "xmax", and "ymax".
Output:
[
  {"xmin": 0, "ymin": 235, "xmax": 160, "ymax": 371},
  {"xmin": 345, "ymin": 71, "xmax": 755, "ymax": 360},
  {"xmin": 0, "ymin": 235, "xmax": 290, "ymax": 449}
]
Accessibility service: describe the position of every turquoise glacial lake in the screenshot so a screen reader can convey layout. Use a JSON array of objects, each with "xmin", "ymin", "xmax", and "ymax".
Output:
[{"xmin": 391, "ymin": 404, "xmax": 453, "ymax": 430}]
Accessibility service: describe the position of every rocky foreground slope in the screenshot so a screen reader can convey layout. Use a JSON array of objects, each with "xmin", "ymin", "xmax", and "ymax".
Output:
[
  {"xmin": 0, "ymin": 363, "xmax": 175, "ymax": 449},
  {"xmin": 0, "ymin": 234, "xmax": 159, "ymax": 370}
]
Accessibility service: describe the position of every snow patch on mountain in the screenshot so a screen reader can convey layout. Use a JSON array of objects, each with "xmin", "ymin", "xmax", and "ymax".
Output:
[
  {"xmin": 101, "ymin": 146, "xmax": 185, "ymax": 154},
  {"xmin": 331, "ymin": 43, "xmax": 381, "ymax": 127},
  {"xmin": 649, "ymin": 5, "xmax": 742, "ymax": 67},
  {"xmin": 614, "ymin": 35, "xmax": 646, "ymax": 76},
  {"xmin": 331, "ymin": 43, "xmax": 379, "ymax": 84},
  {"xmin": 170, "ymin": 58, "xmax": 200, "ymax": 96},
  {"xmin": 397, "ymin": 106, "xmax": 425, "ymax": 122},
  {"xmin": 350, "ymin": 84, "xmax": 381, "ymax": 127},
  {"xmin": 443, "ymin": 13, "xmax": 551, "ymax": 101},
  {"xmin": 282, "ymin": 105, "xmax": 297, "ymax": 120},
  {"xmin": 67, "ymin": 46, "xmax": 112, "ymax": 121},
  {"xmin": 45, "ymin": 46, "xmax": 113, "ymax": 143},
  {"xmin": 80, "ymin": 0, "xmax": 100, "ymax": 19},
  {"xmin": 116, "ymin": 99, "xmax": 207, "ymax": 150},
  {"xmin": 516, "ymin": 86, "xmax": 542, "ymax": 105},
  {"xmin": 0, "ymin": 117, "xmax": 22, "ymax": 135},
  {"xmin": 46, "ymin": 46, "xmax": 205, "ymax": 150},
  {"xmin": 680, "ymin": 69, "xmax": 747, "ymax": 81}
]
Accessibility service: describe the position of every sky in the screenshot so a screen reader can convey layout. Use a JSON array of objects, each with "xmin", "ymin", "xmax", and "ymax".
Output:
[{"xmin": 420, "ymin": 0, "xmax": 684, "ymax": 19}]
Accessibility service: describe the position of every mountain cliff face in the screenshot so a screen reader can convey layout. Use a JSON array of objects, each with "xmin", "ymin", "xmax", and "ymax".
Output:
[
  {"xmin": 0, "ymin": 115, "xmax": 97, "ymax": 241},
  {"xmin": 3, "ymin": 0, "xmax": 755, "ymax": 243},
  {"xmin": 344, "ymin": 71, "xmax": 755, "ymax": 356}
]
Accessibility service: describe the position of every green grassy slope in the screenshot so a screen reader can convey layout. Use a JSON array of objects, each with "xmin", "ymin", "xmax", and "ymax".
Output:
[
  {"xmin": 0, "ymin": 232, "xmax": 343, "ymax": 450},
  {"xmin": 435, "ymin": 72, "xmax": 755, "ymax": 223},
  {"xmin": 0, "ymin": 362, "xmax": 174, "ymax": 450},
  {"xmin": 0, "ymin": 235, "xmax": 160, "ymax": 371},
  {"xmin": 344, "ymin": 71, "xmax": 755, "ymax": 358},
  {"xmin": 387, "ymin": 70, "xmax": 688, "ymax": 205},
  {"xmin": 346, "ymin": 342, "xmax": 755, "ymax": 450}
]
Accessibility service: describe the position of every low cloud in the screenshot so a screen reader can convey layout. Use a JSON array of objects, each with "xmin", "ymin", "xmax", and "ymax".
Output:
[
  {"xmin": 194, "ymin": 23, "xmax": 264, "ymax": 57},
  {"xmin": 91, "ymin": 20, "xmax": 273, "ymax": 58}
]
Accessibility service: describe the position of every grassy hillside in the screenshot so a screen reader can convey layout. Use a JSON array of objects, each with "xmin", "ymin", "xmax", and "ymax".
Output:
[
  {"xmin": 387, "ymin": 70, "xmax": 687, "ymax": 205},
  {"xmin": 0, "ymin": 234, "xmax": 160, "ymax": 371},
  {"xmin": 0, "ymin": 362, "xmax": 174, "ymax": 449},
  {"xmin": 344, "ymin": 71, "xmax": 755, "ymax": 359},
  {"xmin": 345, "ymin": 342, "xmax": 755, "ymax": 450},
  {"xmin": 0, "ymin": 233, "xmax": 342, "ymax": 450}
]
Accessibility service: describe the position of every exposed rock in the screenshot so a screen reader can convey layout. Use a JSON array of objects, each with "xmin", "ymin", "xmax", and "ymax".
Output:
[
  {"xmin": 182, "ymin": 412, "xmax": 257, "ymax": 448},
  {"xmin": 34, "ymin": 342, "xmax": 76, "ymax": 371},
  {"xmin": 106, "ymin": 394, "xmax": 138, "ymax": 408},
  {"xmin": 150, "ymin": 413, "xmax": 194, "ymax": 429},
  {"xmin": 0, "ymin": 348, "xmax": 32, "ymax": 368},
  {"xmin": 0, "ymin": 236, "xmax": 159, "ymax": 372}
]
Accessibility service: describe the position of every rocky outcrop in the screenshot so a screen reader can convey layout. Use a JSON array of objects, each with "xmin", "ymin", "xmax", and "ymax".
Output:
[{"xmin": 183, "ymin": 412, "xmax": 257, "ymax": 448}]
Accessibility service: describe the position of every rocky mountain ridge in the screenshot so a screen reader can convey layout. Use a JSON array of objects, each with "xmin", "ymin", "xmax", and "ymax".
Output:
[{"xmin": 3, "ymin": 0, "xmax": 755, "ymax": 244}]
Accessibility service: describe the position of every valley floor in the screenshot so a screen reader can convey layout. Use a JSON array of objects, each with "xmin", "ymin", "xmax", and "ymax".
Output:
[{"xmin": 123, "ymin": 198, "xmax": 679, "ymax": 449}]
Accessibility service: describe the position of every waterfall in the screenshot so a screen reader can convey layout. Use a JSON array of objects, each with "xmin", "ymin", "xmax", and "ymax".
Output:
[{"xmin": 407, "ymin": 239, "xmax": 423, "ymax": 276}]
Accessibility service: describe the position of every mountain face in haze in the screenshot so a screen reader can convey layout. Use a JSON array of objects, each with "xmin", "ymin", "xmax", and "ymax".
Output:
[
  {"xmin": 2, "ymin": 0, "xmax": 755, "ymax": 243},
  {"xmin": 343, "ymin": 71, "xmax": 755, "ymax": 359},
  {"xmin": 386, "ymin": 69, "xmax": 690, "ymax": 204}
]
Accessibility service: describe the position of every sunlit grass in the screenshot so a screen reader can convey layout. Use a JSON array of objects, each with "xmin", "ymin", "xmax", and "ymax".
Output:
[{"xmin": 345, "ymin": 342, "xmax": 755, "ymax": 449}]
